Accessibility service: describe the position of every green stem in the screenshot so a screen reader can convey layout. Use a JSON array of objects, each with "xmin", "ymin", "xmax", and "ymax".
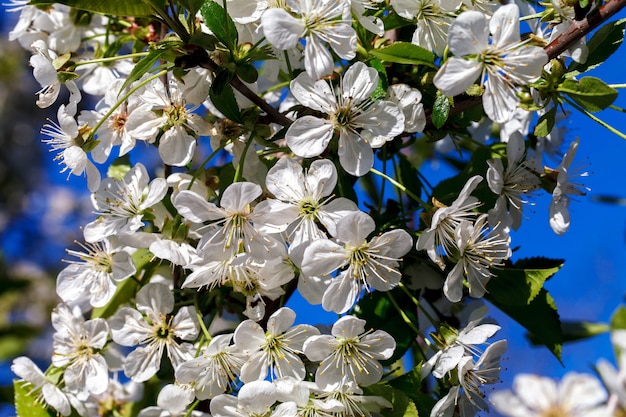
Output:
[
  {"xmin": 384, "ymin": 292, "xmax": 429, "ymax": 360},
  {"xmin": 398, "ymin": 282, "xmax": 438, "ymax": 333},
  {"xmin": 74, "ymin": 52, "xmax": 149, "ymax": 67},
  {"xmin": 370, "ymin": 167, "xmax": 427, "ymax": 206},
  {"xmin": 563, "ymin": 96, "xmax": 626, "ymax": 140},
  {"xmin": 194, "ymin": 294, "xmax": 212, "ymax": 343},
  {"xmin": 608, "ymin": 84, "xmax": 626, "ymax": 89},
  {"xmin": 233, "ymin": 132, "xmax": 256, "ymax": 182},
  {"xmin": 609, "ymin": 105, "xmax": 626, "ymax": 113},
  {"xmin": 184, "ymin": 400, "xmax": 201, "ymax": 417},
  {"xmin": 187, "ymin": 142, "xmax": 229, "ymax": 190},
  {"xmin": 88, "ymin": 67, "xmax": 172, "ymax": 141}
]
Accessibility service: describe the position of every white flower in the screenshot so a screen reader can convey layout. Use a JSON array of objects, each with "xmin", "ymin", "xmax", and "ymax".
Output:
[
  {"xmin": 350, "ymin": 0, "xmax": 385, "ymax": 36},
  {"xmin": 234, "ymin": 307, "xmax": 320, "ymax": 382},
  {"xmin": 261, "ymin": 0, "xmax": 356, "ymax": 79},
  {"xmin": 138, "ymin": 384, "xmax": 205, "ymax": 417},
  {"xmin": 423, "ymin": 305, "xmax": 500, "ymax": 379},
  {"xmin": 285, "ymin": 62, "xmax": 405, "ymax": 176},
  {"xmin": 314, "ymin": 379, "xmax": 392, "ymax": 417},
  {"xmin": 416, "ymin": 175, "xmax": 483, "ymax": 269},
  {"xmin": 253, "ymin": 157, "xmax": 359, "ymax": 266},
  {"xmin": 390, "ymin": 0, "xmax": 454, "ymax": 56},
  {"xmin": 83, "ymin": 163, "xmax": 168, "ymax": 243},
  {"xmin": 433, "ymin": 4, "xmax": 548, "ymax": 123},
  {"xmin": 548, "ymin": 138, "xmax": 589, "ymax": 235},
  {"xmin": 41, "ymin": 104, "xmax": 100, "ymax": 192},
  {"xmin": 125, "ymin": 77, "xmax": 211, "ymax": 166},
  {"xmin": 56, "ymin": 238, "xmax": 136, "ymax": 309},
  {"xmin": 431, "ymin": 339, "xmax": 507, "ymax": 417},
  {"xmin": 78, "ymin": 78, "xmax": 147, "ymax": 161},
  {"xmin": 386, "ymin": 84, "xmax": 426, "ymax": 134},
  {"xmin": 490, "ymin": 372, "xmax": 609, "ymax": 417},
  {"xmin": 29, "ymin": 40, "xmax": 81, "ymax": 113},
  {"xmin": 210, "ymin": 380, "xmax": 297, "ymax": 417},
  {"xmin": 12, "ymin": 356, "xmax": 72, "ymax": 416},
  {"xmin": 175, "ymin": 334, "xmax": 246, "ymax": 400},
  {"xmin": 444, "ymin": 214, "xmax": 511, "ymax": 302},
  {"xmin": 109, "ymin": 283, "xmax": 200, "ymax": 382},
  {"xmin": 174, "ymin": 182, "xmax": 285, "ymax": 260},
  {"xmin": 301, "ymin": 211, "xmax": 413, "ymax": 314},
  {"xmin": 303, "ymin": 315, "xmax": 396, "ymax": 387},
  {"xmin": 51, "ymin": 304, "xmax": 110, "ymax": 399},
  {"xmin": 487, "ymin": 132, "xmax": 541, "ymax": 230}
]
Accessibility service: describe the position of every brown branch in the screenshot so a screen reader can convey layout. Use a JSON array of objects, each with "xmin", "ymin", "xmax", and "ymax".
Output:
[
  {"xmin": 425, "ymin": 0, "xmax": 626, "ymax": 128},
  {"xmin": 545, "ymin": 0, "xmax": 626, "ymax": 60},
  {"xmin": 193, "ymin": 51, "xmax": 293, "ymax": 127}
]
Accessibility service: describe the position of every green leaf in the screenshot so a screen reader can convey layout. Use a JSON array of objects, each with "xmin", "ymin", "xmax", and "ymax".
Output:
[
  {"xmin": 180, "ymin": 0, "xmax": 205, "ymax": 16},
  {"xmin": 209, "ymin": 82, "xmax": 243, "ymax": 123},
  {"xmin": 432, "ymin": 93, "xmax": 450, "ymax": 129},
  {"xmin": 118, "ymin": 48, "xmax": 163, "ymax": 94},
  {"xmin": 485, "ymin": 268, "xmax": 563, "ymax": 361},
  {"xmin": 487, "ymin": 258, "xmax": 563, "ymax": 306},
  {"xmin": 611, "ymin": 305, "xmax": 626, "ymax": 330},
  {"xmin": 533, "ymin": 106, "xmax": 557, "ymax": 137},
  {"xmin": 369, "ymin": 42, "xmax": 436, "ymax": 68},
  {"xmin": 388, "ymin": 365, "xmax": 437, "ymax": 417},
  {"xmin": 27, "ymin": 0, "xmax": 164, "ymax": 16},
  {"xmin": 368, "ymin": 58, "xmax": 389, "ymax": 101},
  {"xmin": 107, "ymin": 154, "xmax": 132, "ymax": 180},
  {"xmin": 558, "ymin": 76, "xmax": 618, "ymax": 112},
  {"xmin": 568, "ymin": 18, "xmax": 625, "ymax": 76},
  {"xmin": 364, "ymin": 384, "xmax": 418, "ymax": 417},
  {"xmin": 14, "ymin": 380, "xmax": 56, "ymax": 417},
  {"xmin": 559, "ymin": 320, "xmax": 610, "ymax": 342},
  {"xmin": 201, "ymin": 1, "xmax": 238, "ymax": 49}
]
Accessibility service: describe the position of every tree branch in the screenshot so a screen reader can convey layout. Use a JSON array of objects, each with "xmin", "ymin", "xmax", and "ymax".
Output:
[{"xmin": 193, "ymin": 50, "xmax": 294, "ymax": 127}]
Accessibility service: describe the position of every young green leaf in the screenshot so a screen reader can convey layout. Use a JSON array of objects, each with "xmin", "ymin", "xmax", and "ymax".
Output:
[
  {"xmin": 558, "ymin": 76, "xmax": 618, "ymax": 112},
  {"xmin": 201, "ymin": 1, "xmax": 238, "ymax": 50},
  {"xmin": 432, "ymin": 93, "xmax": 450, "ymax": 129},
  {"xmin": 369, "ymin": 42, "xmax": 436, "ymax": 67}
]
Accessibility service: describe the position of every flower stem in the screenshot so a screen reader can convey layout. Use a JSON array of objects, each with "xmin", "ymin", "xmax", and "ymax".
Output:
[
  {"xmin": 88, "ymin": 67, "xmax": 172, "ymax": 141},
  {"xmin": 73, "ymin": 52, "xmax": 149, "ymax": 67},
  {"xmin": 370, "ymin": 167, "xmax": 427, "ymax": 206},
  {"xmin": 563, "ymin": 96, "xmax": 626, "ymax": 140},
  {"xmin": 233, "ymin": 132, "xmax": 256, "ymax": 183}
]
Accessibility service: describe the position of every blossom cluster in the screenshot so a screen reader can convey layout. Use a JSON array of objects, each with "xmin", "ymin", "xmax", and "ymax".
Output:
[{"xmin": 5, "ymin": 0, "xmax": 622, "ymax": 416}]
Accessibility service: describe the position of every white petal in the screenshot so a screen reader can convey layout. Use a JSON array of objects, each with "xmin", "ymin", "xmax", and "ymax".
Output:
[
  {"xmin": 434, "ymin": 58, "xmax": 482, "ymax": 97},
  {"xmin": 290, "ymin": 73, "xmax": 336, "ymax": 113},
  {"xmin": 301, "ymin": 238, "xmax": 349, "ymax": 276},
  {"xmin": 342, "ymin": 62, "xmax": 378, "ymax": 102},
  {"xmin": 286, "ymin": 116, "xmax": 334, "ymax": 158},
  {"xmin": 338, "ymin": 130, "xmax": 374, "ymax": 177},
  {"xmin": 490, "ymin": 4, "xmax": 520, "ymax": 48},
  {"xmin": 448, "ymin": 11, "xmax": 488, "ymax": 56},
  {"xmin": 262, "ymin": 8, "xmax": 304, "ymax": 50}
]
